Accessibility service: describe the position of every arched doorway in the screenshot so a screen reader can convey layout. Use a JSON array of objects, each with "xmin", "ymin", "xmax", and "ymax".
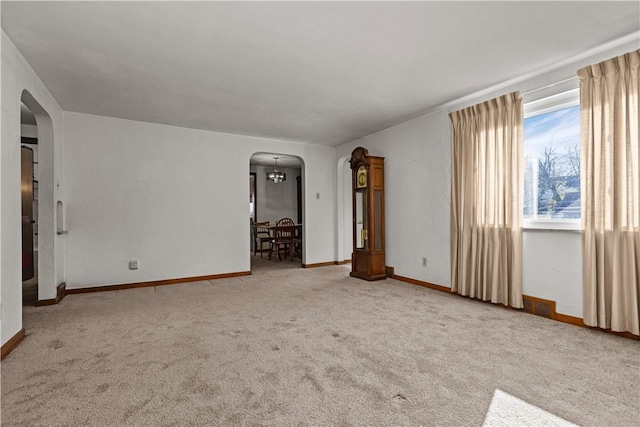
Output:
[
  {"xmin": 249, "ymin": 153, "xmax": 305, "ymax": 273},
  {"xmin": 20, "ymin": 90, "xmax": 56, "ymax": 307},
  {"xmin": 20, "ymin": 102, "xmax": 39, "ymax": 305}
]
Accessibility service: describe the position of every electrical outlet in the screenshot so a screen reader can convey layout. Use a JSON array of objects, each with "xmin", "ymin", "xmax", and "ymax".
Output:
[
  {"xmin": 422, "ymin": 257, "xmax": 427, "ymax": 267},
  {"xmin": 129, "ymin": 260, "xmax": 138, "ymax": 270},
  {"xmin": 316, "ymin": 192, "xmax": 320, "ymax": 199}
]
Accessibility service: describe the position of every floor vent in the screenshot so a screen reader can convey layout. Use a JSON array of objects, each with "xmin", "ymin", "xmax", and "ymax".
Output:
[
  {"xmin": 523, "ymin": 295, "xmax": 556, "ymax": 319},
  {"xmin": 385, "ymin": 266, "xmax": 395, "ymax": 278}
]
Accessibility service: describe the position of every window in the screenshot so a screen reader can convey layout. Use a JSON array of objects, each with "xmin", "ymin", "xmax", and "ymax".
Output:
[{"xmin": 523, "ymin": 88, "xmax": 580, "ymax": 229}]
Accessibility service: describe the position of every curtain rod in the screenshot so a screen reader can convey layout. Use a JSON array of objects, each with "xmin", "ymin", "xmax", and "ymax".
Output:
[{"xmin": 523, "ymin": 76, "xmax": 578, "ymax": 96}]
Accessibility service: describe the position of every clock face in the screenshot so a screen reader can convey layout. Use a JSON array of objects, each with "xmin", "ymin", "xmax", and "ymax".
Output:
[{"xmin": 357, "ymin": 166, "xmax": 367, "ymax": 188}]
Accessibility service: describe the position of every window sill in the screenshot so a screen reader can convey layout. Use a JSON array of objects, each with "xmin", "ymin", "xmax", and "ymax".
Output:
[{"xmin": 523, "ymin": 220, "xmax": 581, "ymax": 233}]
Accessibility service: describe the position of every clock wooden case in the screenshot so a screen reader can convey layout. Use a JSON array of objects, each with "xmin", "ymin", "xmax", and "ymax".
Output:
[{"xmin": 349, "ymin": 147, "xmax": 386, "ymax": 281}]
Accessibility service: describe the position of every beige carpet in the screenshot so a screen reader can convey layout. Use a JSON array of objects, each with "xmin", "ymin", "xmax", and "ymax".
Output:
[{"xmin": 1, "ymin": 261, "xmax": 638, "ymax": 426}]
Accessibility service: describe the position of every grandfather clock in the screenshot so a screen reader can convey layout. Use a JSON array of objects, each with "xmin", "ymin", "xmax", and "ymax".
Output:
[{"xmin": 350, "ymin": 147, "xmax": 386, "ymax": 281}]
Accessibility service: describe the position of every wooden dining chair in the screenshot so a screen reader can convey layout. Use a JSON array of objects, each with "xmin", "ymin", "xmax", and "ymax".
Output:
[
  {"xmin": 292, "ymin": 226, "xmax": 303, "ymax": 259},
  {"xmin": 271, "ymin": 217, "xmax": 295, "ymax": 261},
  {"xmin": 252, "ymin": 220, "xmax": 271, "ymax": 257}
]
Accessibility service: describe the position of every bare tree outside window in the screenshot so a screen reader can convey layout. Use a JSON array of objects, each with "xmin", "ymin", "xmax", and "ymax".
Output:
[{"xmin": 524, "ymin": 105, "xmax": 580, "ymax": 220}]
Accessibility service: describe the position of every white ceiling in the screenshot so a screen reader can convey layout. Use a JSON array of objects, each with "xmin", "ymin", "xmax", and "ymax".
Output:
[{"xmin": 2, "ymin": 1, "xmax": 638, "ymax": 146}]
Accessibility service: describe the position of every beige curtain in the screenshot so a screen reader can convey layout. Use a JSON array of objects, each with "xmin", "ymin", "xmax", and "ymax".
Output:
[
  {"xmin": 579, "ymin": 50, "xmax": 640, "ymax": 335},
  {"xmin": 450, "ymin": 92, "xmax": 523, "ymax": 308}
]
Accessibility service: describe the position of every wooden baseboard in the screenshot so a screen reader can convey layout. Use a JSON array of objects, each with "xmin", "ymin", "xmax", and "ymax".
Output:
[
  {"xmin": 303, "ymin": 260, "xmax": 350, "ymax": 268},
  {"xmin": 302, "ymin": 261, "xmax": 336, "ymax": 268},
  {"xmin": 393, "ymin": 275, "xmax": 452, "ymax": 293},
  {"xmin": 555, "ymin": 313, "xmax": 639, "ymax": 340},
  {"xmin": 36, "ymin": 282, "xmax": 67, "ymax": 306},
  {"xmin": 1, "ymin": 328, "xmax": 26, "ymax": 361},
  {"xmin": 392, "ymin": 274, "xmax": 639, "ymax": 341},
  {"xmin": 555, "ymin": 312, "xmax": 584, "ymax": 327},
  {"xmin": 66, "ymin": 271, "xmax": 251, "ymax": 295}
]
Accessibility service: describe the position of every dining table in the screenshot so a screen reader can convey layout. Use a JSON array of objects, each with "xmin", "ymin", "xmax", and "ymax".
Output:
[{"xmin": 254, "ymin": 223, "xmax": 302, "ymax": 261}]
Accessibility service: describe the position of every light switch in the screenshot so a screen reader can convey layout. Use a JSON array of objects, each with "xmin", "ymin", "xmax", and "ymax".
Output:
[{"xmin": 316, "ymin": 193, "xmax": 320, "ymax": 199}]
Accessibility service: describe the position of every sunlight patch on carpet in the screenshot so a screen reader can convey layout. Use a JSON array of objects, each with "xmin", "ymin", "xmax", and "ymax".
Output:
[{"xmin": 483, "ymin": 389, "xmax": 577, "ymax": 426}]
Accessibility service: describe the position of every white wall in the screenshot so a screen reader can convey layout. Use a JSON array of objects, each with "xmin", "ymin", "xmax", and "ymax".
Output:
[
  {"xmin": 336, "ymin": 110, "xmax": 452, "ymax": 288},
  {"xmin": 1, "ymin": 31, "xmax": 65, "ymax": 345},
  {"xmin": 21, "ymin": 124, "xmax": 37, "ymax": 138},
  {"xmin": 523, "ymin": 231, "xmax": 582, "ymax": 316},
  {"xmin": 335, "ymin": 37, "xmax": 638, "ymax": 318},
  {"xmin": 251, "ymin": 165, "xmax": 301, "ymax": 225},
  {"xmin": 63, "ymin": 112, "xmax": 336, "ymax": 288}
]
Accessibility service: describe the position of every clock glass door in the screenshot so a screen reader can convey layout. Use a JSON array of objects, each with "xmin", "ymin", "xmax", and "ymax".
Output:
[{"xmin": 355, "ymin": 190, "xmax": 368, "ymax": 249}]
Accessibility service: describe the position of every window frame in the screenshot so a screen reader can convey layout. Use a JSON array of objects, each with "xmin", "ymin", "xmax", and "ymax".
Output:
[{"xmin": 523, "ymin": 87, "xmax": 581, "ymax": 231}]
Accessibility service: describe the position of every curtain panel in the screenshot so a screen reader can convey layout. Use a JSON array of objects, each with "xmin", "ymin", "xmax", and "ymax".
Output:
[
  {"xmin": 450, "ymin": 92, "xmax": 524, "ymax": 308},
  {"xmin": 578, "ymin": 49, "xmax": 640, "ymax": 335}
]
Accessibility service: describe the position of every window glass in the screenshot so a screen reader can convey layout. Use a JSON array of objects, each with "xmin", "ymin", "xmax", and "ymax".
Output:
[{"xmin": 524, "ymin": 104, "xmax": 580, "ymax": 221}]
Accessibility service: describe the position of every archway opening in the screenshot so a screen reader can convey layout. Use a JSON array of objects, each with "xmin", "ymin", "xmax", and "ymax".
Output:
[
  {"xmin": 249, "ymin": 153, "xmax": 305, "ymax": 273},
  {"xmin": 20, "ymin": 90, "xmax": 56, "ymax": 308},
  {"xmin": 20, "ymin": 102, "xmax": 38, "ymax": 306}
]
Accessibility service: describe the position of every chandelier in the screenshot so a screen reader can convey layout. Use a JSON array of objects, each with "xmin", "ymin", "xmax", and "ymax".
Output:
[{"xmin": 266, "ymin": 157, "xmax": 286, "ymax": 183}]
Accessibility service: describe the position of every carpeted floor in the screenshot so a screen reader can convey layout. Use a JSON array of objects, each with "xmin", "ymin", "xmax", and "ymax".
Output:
[
  {"xmin": 1, "ymin": 261, "xmax": 638, "ymax": 426},
  {"xmin": 21, "ymin": 276, "xmax": 38, "ymax": 307}
]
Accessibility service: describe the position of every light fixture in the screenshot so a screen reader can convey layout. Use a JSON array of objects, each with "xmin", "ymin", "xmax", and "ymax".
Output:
[{"xmin": 266, "ymin": 157, "xmax": 286, "ymax": 183}]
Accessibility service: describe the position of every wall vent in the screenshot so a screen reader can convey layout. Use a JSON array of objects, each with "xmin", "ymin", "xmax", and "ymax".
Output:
[
  {"xmin": 385, "ymin": 266, "xmax": 395, "ymax": 278},
  {"xmin": 523, "ymin": 295, "xmax": 556, "ymax": 319}
]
